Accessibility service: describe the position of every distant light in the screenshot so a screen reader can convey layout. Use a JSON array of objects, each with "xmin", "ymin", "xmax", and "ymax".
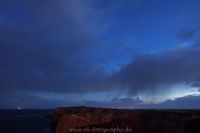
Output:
[{"xmin": 17, "ymin": 107, "xmax": 22, "ymax": 110}]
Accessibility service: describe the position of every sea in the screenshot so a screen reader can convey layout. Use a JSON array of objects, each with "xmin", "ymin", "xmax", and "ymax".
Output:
[{"xmin": 0, "ymin": 109, "xmax": 52, "ymax": 133}]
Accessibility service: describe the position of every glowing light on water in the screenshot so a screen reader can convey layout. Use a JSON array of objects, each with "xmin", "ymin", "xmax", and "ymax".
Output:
[{"xmin": 17, "ymin": 107, "xmax": 22, "ymax": 110}]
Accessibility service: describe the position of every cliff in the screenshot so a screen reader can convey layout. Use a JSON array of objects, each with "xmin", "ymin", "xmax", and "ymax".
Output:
[{"xmin": 51, "ymin": 106, "xmax": 200, "ymax": 133}]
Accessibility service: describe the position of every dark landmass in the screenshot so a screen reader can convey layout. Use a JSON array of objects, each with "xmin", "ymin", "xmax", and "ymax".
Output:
[{"xmin": 51, "ymin": 106, "xmax": 200, "ymax": 133}]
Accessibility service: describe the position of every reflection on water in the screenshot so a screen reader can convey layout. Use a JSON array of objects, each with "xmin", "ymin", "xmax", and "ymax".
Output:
[{"xmin": 0, "ymin": 109, "xmax": 52, "ymax": 133}]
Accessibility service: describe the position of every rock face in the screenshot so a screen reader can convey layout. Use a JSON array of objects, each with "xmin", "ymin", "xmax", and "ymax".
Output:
[
  {"xmin": 51, "ymin": 107, "xmax": 114, "ymax": 133},
  {"xmin": 51, "ymin": 106, "xmax": 200, "ymax": 133}
]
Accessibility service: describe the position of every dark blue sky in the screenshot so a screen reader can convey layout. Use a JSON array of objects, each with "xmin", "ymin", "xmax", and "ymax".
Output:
[{"xmin": 1, "ymin": 0, "xmax": 200, "ymax": 109}]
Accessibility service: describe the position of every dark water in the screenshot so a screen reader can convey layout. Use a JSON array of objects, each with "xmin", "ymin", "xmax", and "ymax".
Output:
[{"xmin": 0, "ymin": 109, "xmax": 52, "ymax": 133}]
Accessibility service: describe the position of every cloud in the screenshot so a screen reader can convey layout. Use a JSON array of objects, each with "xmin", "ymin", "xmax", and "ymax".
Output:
[
  {"xmin": 84, "ymin": 97, "xmax": 144, "ymax": 108},
  {"xmin": 1, "ymin": 0, "xmax": 200, "ymax": 108},
  {"xmin": 0, "ymin": 0, "xmax": 143, "ymax": 108},
  {"xmin": 0, "ymin": 0, "xmax": 133, "ymax": 95},
  {"xmin": 84, "ymin": 95, "xmax": 200, "ymax": 109},
  {"xmin": 154, "ymin": 95, "xmax": 200, "ymax": 109},
  {"xmin": 178, "ymin": 27, "xmax": 200, "ymax": 40},
  {"xmin": 112, "ymin": 97, "xmax": 141, "ymax": 103},
  {"xmin": 115, "ymin": 43, "xmax": 200, "ymax": 96}
]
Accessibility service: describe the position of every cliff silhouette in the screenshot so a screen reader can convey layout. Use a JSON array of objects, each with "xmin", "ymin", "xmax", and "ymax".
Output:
[{"xmin": 51, "ymin": 106, "xmax": 200, "ymax": 133}]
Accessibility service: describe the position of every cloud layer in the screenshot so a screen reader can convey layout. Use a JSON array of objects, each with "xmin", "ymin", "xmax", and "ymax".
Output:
[
  {"xmin": 116, "ymin": 43, "xmax": 200, "ymax": 96},
  {"xmin": 0, "ymin": 0, "xmax": 133, "ymax": 95},
  {"xmin": 1, "ymin": 0, "xmax": 200, "ymax": 108}
]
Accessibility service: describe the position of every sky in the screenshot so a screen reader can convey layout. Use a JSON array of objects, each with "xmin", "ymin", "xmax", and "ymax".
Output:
[{"xmin": 1, "ymin": 0, "xmax": 200, "ymax": 109}]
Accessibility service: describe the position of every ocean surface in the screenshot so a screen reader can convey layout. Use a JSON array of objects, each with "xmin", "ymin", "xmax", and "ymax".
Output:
[{"xmin": 0, "ymin": 109, "xmax": 52, "ymax": 133}]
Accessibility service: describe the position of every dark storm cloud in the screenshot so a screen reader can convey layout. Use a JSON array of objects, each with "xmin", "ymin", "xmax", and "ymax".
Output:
[
  {"xmin": 2, "ymin": 0, "xmax": 200, "ymax": 109},
  {"xmin": 154, "ymin": 95, "xmax": 200, "ymax": 109},
  {"xmin": 191, "ymin": 82, "xmax": 200, "ymax": 87},
  {"xmin": 112, "ymin": 97, "xmax": 142, "ymax": 103},
  {"xmin": 84, "ymin": 95, "xmax": 200, "ymax": 109},
  {"xmin": 0, "ymin": 0, "xmax": 128, "ymax": 95},
  {"xmin": 178, "ymin": 27, "xmax": 200, "ymax": 40},
  {"xmin": 116, "ymin": 43, "xmax": 200, "ymax": 95},
  {"xmin": 0, "ymin": 0, "xmax": 144, "ymax": 100},
  {"xmin": 84, "ymin": 97, "xmax": 144, "ymax": 108}
]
